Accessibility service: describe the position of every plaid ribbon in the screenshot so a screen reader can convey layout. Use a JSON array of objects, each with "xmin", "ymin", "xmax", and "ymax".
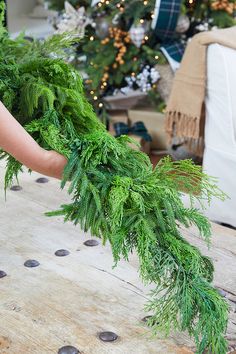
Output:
[
  {"xmin": 161, "ymin": 41, "xmax": 185, "ymax": 63},
  {"xmin": 152, "ymin": 0, "xmax": 183, "ymax": 65},
  {"xmin": 114, "ymin": 121, "xmax": 152, "ymax": 142},
  {"xmin": 152, "ymin": 0, "xmax": 182, "ymax": 41}
]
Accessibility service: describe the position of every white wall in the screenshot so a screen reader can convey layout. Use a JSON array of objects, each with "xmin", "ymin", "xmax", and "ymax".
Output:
[
  {"xmin": 6, "ymin": 0, "xmax": 53, "ymax": 38},
  {"xmin": 7, "ymin": 0, "xmax": 37, "ymax": 17},
  {"xmin": 6, "ymin": 0, "xmax": 46, "ymax": 35}
]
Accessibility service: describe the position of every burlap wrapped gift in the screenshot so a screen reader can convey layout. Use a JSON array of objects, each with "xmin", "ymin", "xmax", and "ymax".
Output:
[
  {"xmin": 128, "ymin": 109, "xmax": 167, "ymax": 151},
  {"xmin": 108, "ymin": 110, "xmax": 151, "ymax": 155}
]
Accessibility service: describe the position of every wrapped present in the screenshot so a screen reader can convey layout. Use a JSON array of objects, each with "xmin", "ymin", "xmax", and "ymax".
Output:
[
  {"xmin": 108, "ymin": 113, "xmax": 151, "ymax": 155},
  {"xmin": 128, "ymin": 134, "xmax": 151, "ymax": 155},
  {"xmin": 128, "ymin": 109, "xmax": 167, "ymax": 151},
  {"xmin": 114, "ymin": 121, "xmax": 152, "ymax": 155},
  {"xmin": 108, "ymin": 110, "xmax": 128, "ymax": 136}
]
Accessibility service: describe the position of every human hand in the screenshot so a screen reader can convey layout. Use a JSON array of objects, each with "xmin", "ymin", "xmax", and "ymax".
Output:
[{"xmin": 41, "ymin": 150, "xmax": 68, "ymax": 180}]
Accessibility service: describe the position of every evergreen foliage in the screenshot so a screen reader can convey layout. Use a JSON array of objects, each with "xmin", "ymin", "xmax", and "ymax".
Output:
[{"xmin": 0, "ymin": 6, "xmax": 230, "ymax": 352}]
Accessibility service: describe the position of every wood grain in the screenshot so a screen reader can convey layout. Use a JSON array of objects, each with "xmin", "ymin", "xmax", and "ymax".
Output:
[{"xmin": 0, "ymin": 162, "xmax": 235, "ymax": 354}]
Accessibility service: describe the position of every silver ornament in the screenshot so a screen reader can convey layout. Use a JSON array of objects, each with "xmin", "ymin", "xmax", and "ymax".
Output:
[
  {"xmin": 176, "ymin": 15, "xmax": 190, "ymax": 34},
  {"xmin": 129, "ymin": 24, "xmax": 145, "ymax": 48},
  {"xmin": 55, "ymin": 1, "xmax": 92, "ymax": 37},
  {"xmin": 95, "ymin": 17, "xmax": 110, "ymax": 39}
]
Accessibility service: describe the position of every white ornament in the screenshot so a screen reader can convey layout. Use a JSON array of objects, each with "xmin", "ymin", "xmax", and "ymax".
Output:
[
  {"xmin": 129, "ymin": 24, "xmax": 145, "ymax": 48},
  {"xmin": 176, "ymin": 15, "xmax": 190, "ymax": 34},
  {"xmin": 195, "ymin": 20, "xmax": 210, "ymax": 32},
  {"xmin": 55, "ymin": 1, "xmax": 92, "ymax": 37},
  {"xmin": 123, "ymin": 65, "xmax": 160, "ymax": 93}
]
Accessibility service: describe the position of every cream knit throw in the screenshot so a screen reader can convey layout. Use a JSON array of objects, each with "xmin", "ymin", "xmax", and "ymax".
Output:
[{"xmin": 166, "ymin": 26, "xmax": 236, "ymax": 156}]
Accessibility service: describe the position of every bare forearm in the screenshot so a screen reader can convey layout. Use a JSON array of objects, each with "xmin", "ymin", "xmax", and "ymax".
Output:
[{"xmin": 0, "ymin": 102, "xmax": 67, "ymax": 179}]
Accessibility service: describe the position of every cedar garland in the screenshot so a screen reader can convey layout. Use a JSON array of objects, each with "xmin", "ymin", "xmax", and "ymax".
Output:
[{"xmin": 0, "ymin": 4, "xmax": 230, "ymax": 353}]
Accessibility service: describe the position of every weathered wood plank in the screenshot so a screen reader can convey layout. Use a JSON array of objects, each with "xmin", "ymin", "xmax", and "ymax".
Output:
[{"xmin": 0, "ymin": 163, "xmax": 235, "ymax": 353}]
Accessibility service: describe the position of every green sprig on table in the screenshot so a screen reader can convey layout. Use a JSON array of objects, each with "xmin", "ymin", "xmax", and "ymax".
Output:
[{"xmin": 0, "ymin": 4, "xmax": 230, "ymax": 353}]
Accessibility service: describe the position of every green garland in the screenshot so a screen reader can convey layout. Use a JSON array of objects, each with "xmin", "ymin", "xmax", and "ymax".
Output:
[{"xmin": 0, "ymin": 5, "xmax": 230, "ymax": 353}]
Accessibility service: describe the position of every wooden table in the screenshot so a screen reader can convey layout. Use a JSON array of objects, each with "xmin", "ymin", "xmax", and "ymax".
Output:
[{"xmin": 0, "ymin": 164, "xmax": 235, "ymax": 354}]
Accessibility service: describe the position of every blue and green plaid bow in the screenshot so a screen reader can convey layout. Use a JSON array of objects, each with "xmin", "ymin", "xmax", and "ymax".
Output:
[
  {"xmin": 152, "ymin": 0, "xmax": 185, "ymax": 67},
  {"xmin": 114, "ymin": 121, "xmax": 152, "ymax": 142}
]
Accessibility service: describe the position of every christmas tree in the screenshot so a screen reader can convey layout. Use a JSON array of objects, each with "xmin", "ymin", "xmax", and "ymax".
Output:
[
  {"xmin": 0, "ymin": 2, "xmax": 232, "ymax": 352},
  {"xmin": 49, "ymin": 0, "xmax": 235, "ymax": 112}
]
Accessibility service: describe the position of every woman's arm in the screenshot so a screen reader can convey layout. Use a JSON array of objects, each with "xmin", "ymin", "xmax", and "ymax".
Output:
[{"xmin": 0, "ymin": 102, "xmax": 67, "ymax": 179}]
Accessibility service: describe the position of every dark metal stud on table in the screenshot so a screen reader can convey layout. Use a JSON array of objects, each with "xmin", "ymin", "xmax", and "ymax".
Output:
[
  {"xmin": 98, "ymin": 331, "xmax": 118, "ymax": 342},
  {"xmin": 24, "ymin": 260, "xmax": 40, "ymax": 268},
  {"xmin": 84, "ymin": 239, "xmax": 99, "ymax": 247},
  {"xmin": 217, "ymin": 288, "xmax": 227, "ymax": 298},
  {"xmin": 142, "ymin": 315, "xmax": 153, "ymax": 323},
  {"xmin": 58, "ymin": 346, "xmax": 80, "ymax": 354},
  {"xmin": 0, "ymin": 270, "xmax": 7, "ymax": 279},
  {"xmin": 10, "ymin": 185, "xmax": 22, "ymax": 191},
  {"xmin": 55, "ymin": 249, "xmax": 70, "ymax": 257},
  {"xmin": 23, "ymin": 36, "xmax": 34, "ymax": 42},
  {"xmin": 36, "ymin": 177, "xmax": 49, "ymax": 184}
]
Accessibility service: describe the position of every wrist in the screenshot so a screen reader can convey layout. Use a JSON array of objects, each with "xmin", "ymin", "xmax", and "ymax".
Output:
[{"xmin": 42, "ymin": 149, "xmax": 68, "ymax": 180}]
